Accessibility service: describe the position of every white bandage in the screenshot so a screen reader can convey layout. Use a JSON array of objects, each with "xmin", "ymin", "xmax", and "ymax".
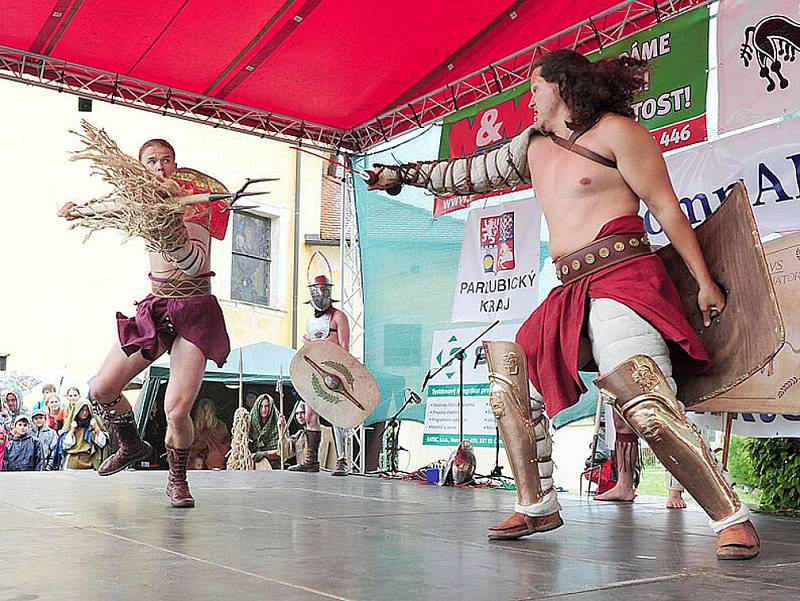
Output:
[
  {"xmin": 587, "ymin": 298, "xmax": 676, "ymax": 391},
  {"xmin": 709, "ymin": 503, "xmax": 751, "ymax": 533},
  {"xmin": 516, "ymin": 491, "xmax": 562, "ymax": 517},
  {"xmin": 397, "ymin": 127, "xmax": 537, "ymax": 196}
]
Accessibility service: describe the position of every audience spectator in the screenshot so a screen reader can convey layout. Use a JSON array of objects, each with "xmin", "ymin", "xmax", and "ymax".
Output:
[
  {"xmin": 46, "ymin": 393, "xmax": 66, "ymax": 432},
  {"xmin": 0, "ymin": 425, "xmax": 8, "ymax": 471},
  {"xmin": 249, "ymin": 393, "xmax": 282, "ymax": 468},
  {"xmin": 30, "ymin": 383, "xmax": 58, "ymax": 414},
  {"xmin": 29, "ymin": 410, "xmax": 58, "ymax": 469},
  {"xmin": 61, "ymin": 399, "xmax": 109, "ymax": 470},
  {"xmin": 64, "ymin": 386, "xmax": 81, "ymax": 414},
  {"xmin": 1, "ymin": 391, "xmax": 28, "ymax": 431},
  {"xmin": 3, "ymin": 416, "xmax": 44, "ymax": 471},
  {"xmin": 188, "ymin": 398, "xmax": 230, "ymax": 470},
  {"xmin": 285, "ymin": 404, "xmax": 308, "ymax": 465}
]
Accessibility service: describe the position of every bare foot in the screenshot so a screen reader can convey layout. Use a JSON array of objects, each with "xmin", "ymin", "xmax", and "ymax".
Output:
[
  {"xmin": 666, "ymin": 490, "xmax": 687, "ymax": 509},
  {"xmin": 593, "ymin": 484, "xmax": 636, "ymax": 502}
]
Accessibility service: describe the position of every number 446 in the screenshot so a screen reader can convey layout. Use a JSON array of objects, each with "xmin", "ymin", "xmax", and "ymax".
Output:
[{"xmin": 659, "ymin": 123, "xmax": 691, "ymax": 147}]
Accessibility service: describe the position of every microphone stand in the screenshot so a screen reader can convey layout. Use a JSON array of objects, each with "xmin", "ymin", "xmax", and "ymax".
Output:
[
  {"xmin": 383, "ymin": 389, "xmax": 418, "ymax": 475},
  {"xmin": 423, "ymin": 320, "xmax": 500, "ymax": 445}
]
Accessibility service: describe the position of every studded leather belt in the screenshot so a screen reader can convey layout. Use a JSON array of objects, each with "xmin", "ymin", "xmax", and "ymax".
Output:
[
  {"xmin": 151, "ymin": 277, "xmax": 211, "ymax": 298},
  {"xmin": 555, "ymin": 233, "xmax": 652, "ymax": 285}
]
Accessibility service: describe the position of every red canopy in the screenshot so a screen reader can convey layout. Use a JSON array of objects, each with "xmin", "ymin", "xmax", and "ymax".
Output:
[{"xmin": 0, "ymin": 0, "xmax": 698, "ymax": 150}]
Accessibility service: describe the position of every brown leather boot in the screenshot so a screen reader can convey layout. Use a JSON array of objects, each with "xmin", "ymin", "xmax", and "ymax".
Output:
[
  {"xmin": 331, "ymin": 457, "xmax": 349, "ymax": 476},
  {"xmin": 288, "ymin": 429, "xmax": 320, "ymax": 472},
  {"xmin": 487, "ymin": 511, "xmax": 564, "ymax": 540},
  {"xmin": 166, "ymin": 446, "xmax": 194, "ymax": 508},
  {"xmin": 97, "ymin": 409, "xmax": 152, "ymax": 476},
  {"xmin": 716, "ymin": 520, "xmax": 760, "ymax": 560}
]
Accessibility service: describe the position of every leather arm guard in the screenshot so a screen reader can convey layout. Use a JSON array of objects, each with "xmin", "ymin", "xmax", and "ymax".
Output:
[
  {"xmin": 596, "ymin": 355, "xmax": 747, "ymax": 531},
  {"xmin": 373, "ymin": 127, "xmax": 537, "ymax": 197},
  {"xmin": 162, "ymin": 236, "xmax": 208, "ymax": 276},
  {"xmin": 484, "ymin": 340, "xmax": 554, "ymax": 508}
]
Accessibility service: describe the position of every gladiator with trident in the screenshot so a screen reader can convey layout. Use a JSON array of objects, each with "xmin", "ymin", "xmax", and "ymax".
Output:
[{"xmin": 59, "ymin": 122, "xmax": 272, "ymax": 507}]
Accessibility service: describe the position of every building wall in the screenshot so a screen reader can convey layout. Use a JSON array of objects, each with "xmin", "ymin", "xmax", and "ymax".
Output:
[{"xmin": 0, "ymin": 79, "xmax": 335, "ymax": 380}]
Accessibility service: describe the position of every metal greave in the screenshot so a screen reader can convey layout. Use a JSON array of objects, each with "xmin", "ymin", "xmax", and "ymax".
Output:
[
  {"xmin": 484, "ymin": 341, "xmax": 554, "ymax": 508},
  {"xmin": 596, "ymin": 354, "xmax": 740, "ymax": 522}
]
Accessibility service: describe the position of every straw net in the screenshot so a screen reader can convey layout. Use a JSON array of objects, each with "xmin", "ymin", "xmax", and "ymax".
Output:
[
  {"xmin": 226, "ymin": 406, "xmax": 255, "ymax": 471},
  {"xmin": 68, "ymin": 120, "xmax": 191, "ymax": 253}
]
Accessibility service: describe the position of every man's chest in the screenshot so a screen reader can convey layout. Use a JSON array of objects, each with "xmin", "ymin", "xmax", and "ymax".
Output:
[{"xmin": 527, "ymin": 137, "xmax": 623, "ymax": 201}]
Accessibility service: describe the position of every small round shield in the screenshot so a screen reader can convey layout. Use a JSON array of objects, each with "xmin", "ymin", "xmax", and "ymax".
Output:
[{"xmin": 290, "ymin": 340, "xmax": 379, "ymax": 428}]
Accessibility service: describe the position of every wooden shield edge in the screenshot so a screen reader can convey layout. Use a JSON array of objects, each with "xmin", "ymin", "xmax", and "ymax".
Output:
[{"xmin": 657, "ymin": 180, "xmax": 785, "ymax": 406}]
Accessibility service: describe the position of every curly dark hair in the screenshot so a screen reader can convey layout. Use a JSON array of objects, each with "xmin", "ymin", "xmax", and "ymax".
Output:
[{"xmin": 532, "ymin": 49, "xmax": 649, "ymax": 133}]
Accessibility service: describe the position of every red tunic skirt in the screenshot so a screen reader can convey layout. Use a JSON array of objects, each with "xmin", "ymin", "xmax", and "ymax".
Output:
[
  {"xmin": 515, "ymin": 214, "xmax": 711, "ymax": 418},
  {"xmin": 117, "ymin": 294, "xmax": 230, "ymax": 368}
]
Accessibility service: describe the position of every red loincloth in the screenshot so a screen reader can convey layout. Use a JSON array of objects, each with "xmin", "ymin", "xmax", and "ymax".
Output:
[
  {"xmin": 117, "ymin": 294, "xmax": 230, "ymax": 368},
  {"xmin": 515, "ymin": 214, "xmax": 711, "ymax": 418}
]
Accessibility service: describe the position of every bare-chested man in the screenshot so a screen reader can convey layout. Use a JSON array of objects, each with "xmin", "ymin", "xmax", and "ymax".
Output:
[
  {"xmin": 289, "ymin": 271, "xmax": 352, "ymax": 475},
  {"xmin": 368, "ymin": 49, "xmax": 759, "ymax": 560},
  {"xmin": 59, "ymin": 139, "xmax": 230, "ymax": 508}
]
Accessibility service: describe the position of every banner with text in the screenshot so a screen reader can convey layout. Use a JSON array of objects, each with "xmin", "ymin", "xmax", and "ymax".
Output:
[
  {"xmin": 433, "ymin": 6, "xmax": 710, "ymax": 217},
  {"xmin": 710, "ymin": 233, "xmax": 800, "ymax": 414},
  {"xmin": 423, "ymin": 323, "xmax": 521, "ymax": 447},
  {"xmin": 642, "ymin": 118, "xmax": 800, "ymax": 245},
  {"xmin": 691, "ymin": 412, "xmax": 800, "ymax": 439},
  {"xmin": 718, "ymin": 0, "xmax": 800, "ymax": 133},
  {"xmin": 451, "ymin": 199, "xmax": 541, "ymax": 322},
  {"xmin": 590, "ymin": 5, "xmax": 709, "ymax": 152}
]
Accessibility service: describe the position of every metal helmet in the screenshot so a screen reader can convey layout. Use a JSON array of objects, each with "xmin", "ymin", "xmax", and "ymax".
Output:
[
  {"xmin": 309, "ymin": 274, "xmax": 333, "ymax": 311},
  {"xmin": 439, "ymin": 441, "xmax": 476, "ymax": 486},
  {"xmin": 307, "ymin": 252, "xmax": 335, "ymax": 311}
]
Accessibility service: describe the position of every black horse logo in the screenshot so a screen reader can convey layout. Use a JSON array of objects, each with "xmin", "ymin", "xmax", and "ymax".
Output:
[{"xmin": 740, "ymin": 14, "xmax": 800, "ymax": 91}]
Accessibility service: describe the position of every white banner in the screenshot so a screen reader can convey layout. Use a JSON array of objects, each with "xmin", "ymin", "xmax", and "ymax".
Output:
[
  {"xmin": 423, "ymin": 323, "xmax": 520, "ymax": 447},
  {"xmin": 642, "ymin": 118, "xmax": 800, "ymax": 245},
  {"xmin": 451, "ymin": 199, "xmax": 541, "ymax": 322},
  {"xmin": 691, "ymin": 412, "xmax": 800, "ymax": 438},
  {"xmin": 717, "ymin": 0, "xmax": 800, "ymax": 133},
  {"xmin": 713, "ymin": 233, "xmax": 800, "ymax": 412}
]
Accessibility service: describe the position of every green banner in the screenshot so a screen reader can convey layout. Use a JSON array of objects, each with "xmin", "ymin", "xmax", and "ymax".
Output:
[
  {"xmin": 438, "ymin": 6, "xmax": 710, "ymax": 158},
  {"xmin": 590, "ymin": 5, "xmax": 709, "ymax": 144}
]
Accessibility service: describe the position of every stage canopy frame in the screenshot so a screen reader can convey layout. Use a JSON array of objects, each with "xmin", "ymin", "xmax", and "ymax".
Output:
[{"xmin": 0, "ymin": 0, "xmax": 705, "ymax": 152}]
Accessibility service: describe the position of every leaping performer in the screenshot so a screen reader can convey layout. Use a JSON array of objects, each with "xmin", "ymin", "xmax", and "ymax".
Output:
[
  {"xmin": 59, "ymin": 122, "xmax": 271, "ymax": 507},
  {"xmin": 367, "ymin": 50, "xmax": 762, "ymax": 560}
]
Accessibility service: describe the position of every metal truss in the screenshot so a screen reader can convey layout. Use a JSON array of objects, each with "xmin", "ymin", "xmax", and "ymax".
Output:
[
  {"xmin": 0, "ymin": 0, "xmax": 708, "ymax": 154},
  {"xmin": 0, "ymin": 45, "xmax": 347, "ymax": 150},
  {"xmin": 339, "ymin": 167, "xmax": 367, "ymax": 473},
  {"xmin": 348, "ymin": 0, "xmax": 708, "ymax": 150}
]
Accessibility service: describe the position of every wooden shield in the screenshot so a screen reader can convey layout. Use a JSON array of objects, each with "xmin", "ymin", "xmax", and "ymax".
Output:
[
  {"xmin": 691, "ymin": 233, "xmax": 800, "ymax": 413},
  {"xmin": 290, "ymin": 340, "xmax": 379, "ymax": 428},
  {"xmin": 656, "ymin": 181, "xmax": 784, "ymax": 406},
  {"xmin": 175, "ymin": 167, "xmax": 228, "ymax": 193}
]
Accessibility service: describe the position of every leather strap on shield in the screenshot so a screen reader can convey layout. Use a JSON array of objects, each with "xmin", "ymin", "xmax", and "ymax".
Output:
[{"xmin": 655, "ymin": 181, "xmax": 784, "ymax": 406}]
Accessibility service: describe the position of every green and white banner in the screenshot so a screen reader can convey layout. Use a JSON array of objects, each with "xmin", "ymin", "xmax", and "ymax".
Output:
[
  {"xmin": 437, "ymin": 5, "xmax": 710, "ymax": 175},
  {"xmin": 590, "ymin": 5, "xmax": 710, "ymax": 151},
  {"xmin": 423, "ymin": 323, "xmax": 521, "ymax": 447}
]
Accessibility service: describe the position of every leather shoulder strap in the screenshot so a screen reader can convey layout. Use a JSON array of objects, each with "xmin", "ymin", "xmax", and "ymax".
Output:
[{"xmin": 546, "ymin": 132, "xmax": 617, "ymax": 169}]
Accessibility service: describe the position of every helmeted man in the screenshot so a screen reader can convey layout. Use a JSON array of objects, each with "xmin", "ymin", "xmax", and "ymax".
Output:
[
  {"xmin": 59, "ymin": 137, "xmax": 231, "ymax": 507},
  {"xmin": 368, "ymin": 49, "xmax": 759, "ymax": 559},
  {"xmin": 290, "ymin": 254, "xmax": 352, "ymax": 476}
]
